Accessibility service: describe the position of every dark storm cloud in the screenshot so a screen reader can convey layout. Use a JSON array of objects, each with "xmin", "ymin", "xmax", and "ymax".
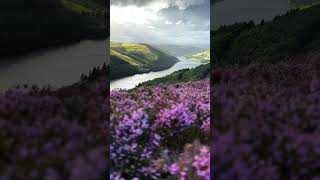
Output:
[{"xmin": 159, "ymin": 0, "xmax": 210, "ymax": 27}]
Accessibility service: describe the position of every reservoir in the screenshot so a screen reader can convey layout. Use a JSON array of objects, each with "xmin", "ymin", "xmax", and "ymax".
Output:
[
  {"xmin": 110, "ymin": 56, "xmax": 203, "ymax": 90},
  {"xmin": 0, "ymin": 39, "xmax": 108, "ymax": 91}
]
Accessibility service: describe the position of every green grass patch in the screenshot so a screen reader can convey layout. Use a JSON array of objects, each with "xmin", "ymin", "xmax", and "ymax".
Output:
[
  {"xmin": 110, "ymin": 42, "xmax": 179, "ymax": 80},
  {"xmin": 190, "ymin": 50, "xmax": 210, "ymax": 62}
]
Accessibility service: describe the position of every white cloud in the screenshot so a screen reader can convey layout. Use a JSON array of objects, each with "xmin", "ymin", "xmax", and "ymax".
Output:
[
  {"xmin": 173, "ymin": 0, "xmax": 205, "ymax": 10},
  {"xmin": 111, "ymin": 5, "xmax": 158, "ymax": 25},
  {"xmin": 110, "ymin": 0, "xmax": 210, "ymax": 45},
  {"xmin": 176, "ymin": 20, "xmax": 182, "ymax": 25},
  {"xmin": 165, "ymin": 20, "xmax": 173, "ymax": 25}
]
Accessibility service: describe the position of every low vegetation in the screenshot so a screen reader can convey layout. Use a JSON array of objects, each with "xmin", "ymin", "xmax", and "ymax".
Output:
[
  {"xmin": 190, "ymin": 50, "xmax": 210, "ymax": 62},
  {"xmin": 110, "ymin": 42, "xmax": 179, "ymax": 80},
  {"xmin": 140, "ymin": 63, "xmax": 210, "ymax": 87}
]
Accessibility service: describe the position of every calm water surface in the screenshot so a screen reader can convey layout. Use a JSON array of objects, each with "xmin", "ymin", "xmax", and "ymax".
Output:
[
  {"xmin": 110, "ymin": 57, "xmax": 202, "ymax": 91},
  {"xmin": 0, "ymin": 40, "xmax": 108, "ymax": 91}
]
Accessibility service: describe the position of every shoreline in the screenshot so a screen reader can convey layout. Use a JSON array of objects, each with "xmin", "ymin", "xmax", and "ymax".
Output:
[{"xmin": 0, "ymin": 35, "xmax": 108, "ymax": 60}]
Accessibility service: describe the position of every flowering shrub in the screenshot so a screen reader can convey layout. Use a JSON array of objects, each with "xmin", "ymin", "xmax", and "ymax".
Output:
[
  {"xmin": 110, "ymin": 80, "xmax": 210, "ymax": 179},
  {"xmin": 212, "ymin": 54, "xmax": 320, "ymax": 179},
  {"xmin": 0, "ymin": 81, "xmax": 108, "ymax": 179},
  {"xmin": 167, "ymin": 141, "xmax": 210, "ymax": 180}
]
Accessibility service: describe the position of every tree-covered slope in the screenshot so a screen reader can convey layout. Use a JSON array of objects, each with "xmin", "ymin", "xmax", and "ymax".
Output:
[
  {"xmin": 0, "ymin": 0, "xmax": 108, "ymax": 59},
  {"xmin": 139, "ymin": 63, "xmax": 210, "ymax": 87},
  {"xmin": 110, "ymin": 42, "xmax": 179, "ymax": 80},
  {"xmin": 212, "ymin": 4, "xmax": 320, "ymax": 67},
  {"xmin": 290, "ymin": 0, "xmax": 320, "ymax": 8}
]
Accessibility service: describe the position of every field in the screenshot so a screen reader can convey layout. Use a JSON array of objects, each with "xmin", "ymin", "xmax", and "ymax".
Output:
[{"xmin": 110, "ymin": 80, "xmax": 210, "ymax": 179}]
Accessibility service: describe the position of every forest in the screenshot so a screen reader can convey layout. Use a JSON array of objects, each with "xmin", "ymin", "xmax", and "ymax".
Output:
[
  {"xmin": 212, "ymin": 5, "xmax": 320, "ymax": 67},
  {"xmin": 0, "ymin": 0, "xmax": 108, "ymax": 59}
]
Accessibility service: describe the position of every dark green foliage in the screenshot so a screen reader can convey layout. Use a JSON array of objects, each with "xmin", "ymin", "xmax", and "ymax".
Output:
[
  {"xmin": 212, "ymin": 5, "xmax": 320, "ymax": 67},
  {"xmin": 140, "ymin": 64, "xmax": 210, "ymax": 87},
  {"xmin": 212, "ymin": 21, "xmax": 255, "ymax": 66},
  {"xmin": 290, "ymin": 0, "xmax": 320, "ymax": 6},
  {"xmin": 110, "ymin": 56, "xmax": 140, "ymax": 80},
  {"xmin": 0, "ymin": 0, "xmax": 108, "ymax": 59},
  {"xmin": 81, "ymin": 62, "xmax": 108, "ymax": 82}
]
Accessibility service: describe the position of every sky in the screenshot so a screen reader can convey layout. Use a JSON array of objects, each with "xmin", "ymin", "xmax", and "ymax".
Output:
[
  {"xmin": 211, "ymin": 0, "xmax": 291, "ymax": 29},
  {"xmin": 110, "ymin": 0, "xmax": 210, "ymax": 46}
]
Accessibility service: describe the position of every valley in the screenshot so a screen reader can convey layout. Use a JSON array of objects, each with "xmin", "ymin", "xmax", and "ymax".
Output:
[{"xmin": 110, "ymin": 42, "xmax": 179, "ymax": 80}]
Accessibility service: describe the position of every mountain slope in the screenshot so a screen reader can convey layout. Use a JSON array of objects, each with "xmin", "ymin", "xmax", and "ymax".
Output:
[
  {"xmin": 139, "ymin": 63, "xmax": 210, "ymax": 87},
  {"xmin": 212, "ymin": 4, "xmax": 320, "ymax": 67},
  {"xmin": 290, "ymin": 0, "xmax": 320, "ymax": 8},
  {"xmin": 110, "ymin": 42, "xmax": 179, "ymax": 80},
  {"xmin": 150, "ymin": 44, "xmax": 207, "ymax": 57},
  {"xmin": 0, "ymin": 0, "xmax": 108, "ymax": 59},
  {"xmin": 190, "ymin": 50, "xmax": 210, "ymax": 63}
]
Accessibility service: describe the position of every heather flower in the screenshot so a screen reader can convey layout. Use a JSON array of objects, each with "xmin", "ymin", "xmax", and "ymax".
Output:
[{"xmin": 110, "ymin": 80, "xmax": 210, "ymax": 179}]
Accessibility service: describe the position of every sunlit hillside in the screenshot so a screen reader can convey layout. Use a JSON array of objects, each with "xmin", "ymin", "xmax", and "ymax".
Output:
[
  {"xmin": 61, "ymin": 0, "xmax": 107, "ymax": 13},
  {"xmin": 110, "ymin": 42, "xmax": 179, "ymax": 80},
  {"xmin": 191, "ymin": 50, "xmax": 210, "ymax": 62}
]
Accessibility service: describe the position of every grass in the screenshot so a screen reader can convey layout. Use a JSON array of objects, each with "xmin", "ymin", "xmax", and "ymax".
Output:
[
  {"xmin": 110, "ymin": 42, "xmax": 179, "ymax": 80},
  {"xmin": 110, "ymin": 42, "xmax": 160, "ymax": 68},
  {"xmin": 111, "ymin": 42, "xmax": 158, "ymax": 62},
  {"xmin": 190, "ymin": 50, "xmax": 210, "ymax": 62},
  {"xmin": 60, "ymin": 0, "xmax": 92, "ymax": 13},
  {"xmin": 110, "ymin": 49, "xmax": 140, "ymax": 66}
]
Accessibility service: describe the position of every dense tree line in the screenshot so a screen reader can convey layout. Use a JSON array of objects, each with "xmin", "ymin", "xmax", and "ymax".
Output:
[
  {"xmin": 212, "ymin": 5, "xmax": 320, "ymax": 67},
  {"xmin": 80, "ymin": 63, "xmax": 108, "ymax": 82},
  {"xmin": 0, "ymin": 0, "xmax": 108, "ymax": 59},
  {"xmin": 140, "ymin": 63, "xmax": 210, "ymax": 87}
]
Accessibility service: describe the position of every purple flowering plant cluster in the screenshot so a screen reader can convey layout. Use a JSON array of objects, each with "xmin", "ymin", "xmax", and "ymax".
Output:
[
  {"xmin": 0, "ymin": 80, "xmax": 108, "ymax": 180},
  {"xmin": 110, "ymin": 80, "xmax": 210, "ymax": 179},
  {"xmin": 213, "ymin": 54, "xmax": 320, "ymax": 179}
]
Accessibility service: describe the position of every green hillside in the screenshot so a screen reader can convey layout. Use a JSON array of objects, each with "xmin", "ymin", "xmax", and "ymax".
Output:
[
  {"xmin": 61, "ymin": 0, "xmax": 106, "ymax": 12},
  {"xmin": 139, "ymin": 63, "xmax": 210, "ymax": 87},
  {"xmin": 0, "ymin": 0, "xmax": 108, "ymax": 59},
  {"xmin": 290, "ymin": 0, "xmax": 320, "ymax": 9},
  {"xmin": 110, "ymin": 42, "xmax": 179, "ymax": 80},
  {"xmin": 212, "ymin": 4, "xmax": 320, "ymax": 67},
  {"xmin": 150, "ymin": 44, "xmax": 207, "ymax": 57},
  {"xmin": 190, "ymin": 50, "xmax": 210, "ymax": 63}
]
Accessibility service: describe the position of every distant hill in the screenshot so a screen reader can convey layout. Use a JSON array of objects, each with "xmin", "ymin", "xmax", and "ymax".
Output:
[
  {"xmin": 290, "ymin": 0, "xmax": 320, "ymax": 8},
  {"xmin": 189, "ymin": 50, "xmax": 210, "ymax": 63},
  {"xmin": 0, "ymin": 0, "xmax": 108, "ymax": 58},
  {"xmin": 150, "ymin": 44, "xmax": 207, "ymax": 57},
  {"xmin": 61, "ymin": 0, "xmax": 106, "ymax": 12},
  {"xmin": 110, "ymin": 42, "xmax": 179, "ymax": 80}
]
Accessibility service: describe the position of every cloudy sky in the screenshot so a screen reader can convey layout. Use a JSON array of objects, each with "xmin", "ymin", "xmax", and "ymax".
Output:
[{"xmin": 110, "ymin": 0, "xmax": 210, "ymax": 46}]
